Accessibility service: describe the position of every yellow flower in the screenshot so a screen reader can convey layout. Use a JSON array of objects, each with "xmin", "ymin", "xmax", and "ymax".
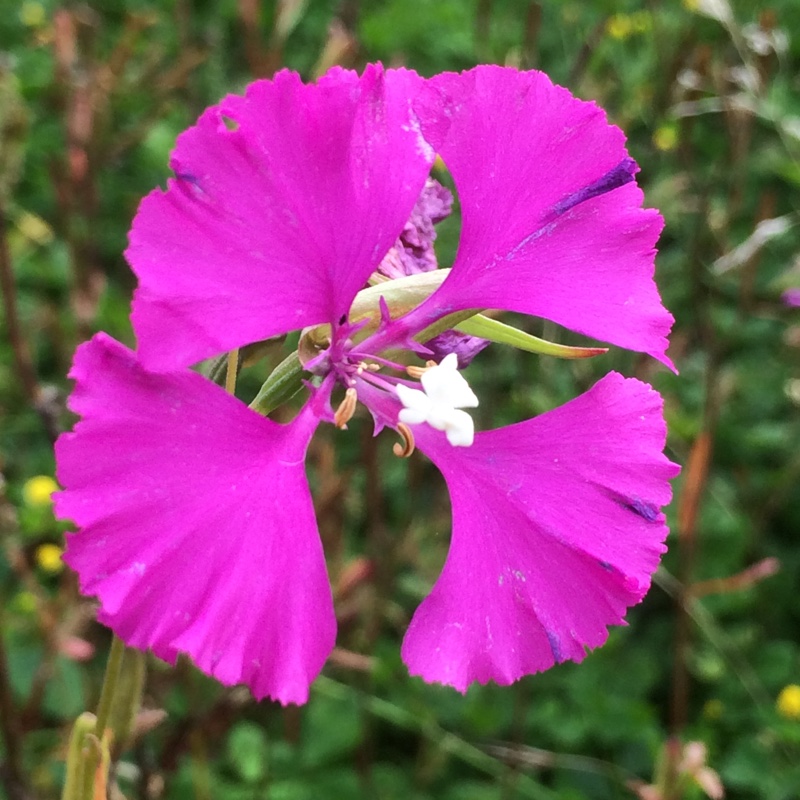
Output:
[
  {"xmin": 36, "ymin": 543, "xmax": 64, "ymax": 574},
  {"xmin": 19, "ymin": 1, "xmax": 46, "ymax": 27},
  {"xmin": 653, "ymin": 124, "xmax": 679, "ymax": 152},
  {"xmin": 682, "ymin": 0, "xmax": 700, "ymax": 11},
  {"xmin": 777, "ymin": 685, "xmax": 800, "ymax": 719},
  {"xmin": 22, "ymin": 475, "xmax": 58, "ymax": 507},
  {"xmin": 606, "ymin": 14, "xmax": 634, "ymax": 40}
]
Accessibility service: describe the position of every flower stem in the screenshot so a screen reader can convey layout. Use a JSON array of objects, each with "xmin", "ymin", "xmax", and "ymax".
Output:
[
  {"xmin": 95, "ymin": 635, "xmax": 126, "ymax": 740},
  {"xmin": 77, "ymin": 635, "xmax": 125, "ymax": 800}
]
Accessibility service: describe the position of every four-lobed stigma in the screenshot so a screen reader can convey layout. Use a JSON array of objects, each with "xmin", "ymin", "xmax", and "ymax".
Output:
[{"xmin": 396, "ymin": 353, "xmax": 479, "ymax": 447}]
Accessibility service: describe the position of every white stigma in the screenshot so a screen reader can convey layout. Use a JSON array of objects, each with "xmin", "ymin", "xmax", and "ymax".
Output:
[{"xmin": 396, "ymin": 353, "xmax": 479, "ymax": 447}]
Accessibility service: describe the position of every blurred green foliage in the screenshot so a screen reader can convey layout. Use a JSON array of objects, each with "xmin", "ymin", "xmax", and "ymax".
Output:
[{"xmin": 1, "ymin": 0, "xmax": 800, "ymax": 798}]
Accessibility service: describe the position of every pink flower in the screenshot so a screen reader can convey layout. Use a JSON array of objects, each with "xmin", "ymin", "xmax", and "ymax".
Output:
[
  {"xmin": 782, "ymin": 288, "xmax": 800, "ymax": 307},
  {"xmin": 55, "ymin": 65, "xmax": 678, "ymax": 704}
]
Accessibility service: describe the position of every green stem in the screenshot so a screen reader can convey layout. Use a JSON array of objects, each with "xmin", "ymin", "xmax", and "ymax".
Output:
[
  {"xmin": 79, "ymin": 635, "xmax": 125, "ymax": 800},
  {"xmin": 107, "ymin": 649, "xmax": 146, "ymax": 755},
  {"xmin": 95, "ymin": 635, "xmax": 126, "ymax": 738}
]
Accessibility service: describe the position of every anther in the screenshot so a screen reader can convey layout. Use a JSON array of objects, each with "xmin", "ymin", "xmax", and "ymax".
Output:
[
  {"xmin": 392, "ymin": 422, "xmax": 415, "ymax": 458},
  {"xmin": 334, "ymin": 388, "xmax": 358, "ymax": 429},
  {"xmin": 406, "ymin": 360, "xmax": 437, "ymax": 379},
  {"xmin": 356, "ymin": 361, "xmax": 381, "ymax": 375}
]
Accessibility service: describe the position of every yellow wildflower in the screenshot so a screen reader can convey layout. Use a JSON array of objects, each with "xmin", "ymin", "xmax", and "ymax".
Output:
[
  {"xmin": 19, "ymin": 1, "xmax": 46, "ymax": 28},
  {"xmin": 653, "ymin": 124, "xmax": 679, "ymax": 152},
  {"xmin": 36, "ymin": 543, "xmax": 64, "ymax": 574},
  {"xmin": 777, "ymin": 685, "xmax": 800, "ymax": 719},
  {"xmin": 22, "ymin": 475, "xmax": 58, "ymax": 507},
  {"xmin": 606, "ymin": 14, "xmax": 634, "ymax": 40}
]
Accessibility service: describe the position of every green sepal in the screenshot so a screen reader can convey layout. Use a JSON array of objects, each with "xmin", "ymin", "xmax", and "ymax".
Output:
[
  {"xmin": 249, "ymin": 351, "xmax": 305, "ymax": 416},
  {"xmin": 455, "ymin": 315, "xmax": 608, "ymax": 359},
  {"xmin": 61, "ymin": 712, "xmax": 97, "ymax": 800}
]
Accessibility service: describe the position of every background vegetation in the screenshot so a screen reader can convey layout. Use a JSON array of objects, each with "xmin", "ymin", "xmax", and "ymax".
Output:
[{"xmin": 1, "ymin": 0, "xmax": 799, "ymax": 798}]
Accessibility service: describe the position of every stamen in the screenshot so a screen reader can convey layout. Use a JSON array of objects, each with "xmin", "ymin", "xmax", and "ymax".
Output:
[
  {"xmin": 334, "ymin": 388, "xmax": 358, "ymax": 429},
  {"xmin": 406, "ymin": 360, "xmax": 437, "ymax": 379},
  {"xmin": 392, "ymin": 422, "xmax": 416, "ymax": 458},
  {"xmin": 356, "ymin": 361, "xmax": 381, "ymax": 375}
]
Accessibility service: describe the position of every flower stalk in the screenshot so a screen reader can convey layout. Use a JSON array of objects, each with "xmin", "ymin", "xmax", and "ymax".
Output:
[{"xmin": 61, "ymin": 635, "xmax": 145, "ymax": 800}]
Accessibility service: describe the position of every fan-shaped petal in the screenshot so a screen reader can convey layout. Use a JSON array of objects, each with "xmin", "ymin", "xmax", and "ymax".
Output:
[
  {"xmin": 402, "ymin": 372, "xmax": 679, "ymax": 690},
  {"xmin": 419, "ymin": 67, "xmax": 673, "ymax": 368},
  {"xmin": 129, "ymin": 65, "xmax": 446, "ymax": 370},
  {"xmin": 54, "ymin": 334, "xmax": 333, "ymax": 704}
]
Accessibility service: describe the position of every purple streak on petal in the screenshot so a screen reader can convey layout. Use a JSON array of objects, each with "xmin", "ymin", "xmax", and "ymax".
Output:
[
  {"xmin": 412, "ymin": 67, "xmax": 673, "ymax": 369},
  {"xmin": 423, "ymin": 329, "xmax": 490, "ymax": 368},
  {"xmin": 624, "ymin": 497, "xmax": 661, "ymax": 522},
  {"xmin": 546, "ymin": 630, "xmax": 564, "ymax": 664},
  {"xmin": 129, "ymin": 65, "xmax": 448, "ymax": 371},
  {"xmin": 548, "ymin": 158, "xmax": 637, "ymax": 219},
  {"xmin": 400, "ymin": 372, "xmax": 679, "ymax": 692},
  {"xmin": 54, "ymin": 334, "xmax": 334, "ymax": 704},
  {"xmin": 377, "ymin": 178, "xmax": 453, "ymax": 279}
]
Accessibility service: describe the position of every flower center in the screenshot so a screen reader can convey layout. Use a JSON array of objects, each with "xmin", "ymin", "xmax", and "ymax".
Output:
[
  {"xmin": 302, "ymin": 320, "xmax": 479, "ymax": 447},
  {"xmin": 395, "ymin": 354, "xmax": 478, "ymax": 447}
]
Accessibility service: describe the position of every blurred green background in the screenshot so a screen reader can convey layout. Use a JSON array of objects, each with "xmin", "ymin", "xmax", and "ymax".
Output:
[{"xmin": 1, "ymin": 0, "xmax": 799, "ymax": 798}]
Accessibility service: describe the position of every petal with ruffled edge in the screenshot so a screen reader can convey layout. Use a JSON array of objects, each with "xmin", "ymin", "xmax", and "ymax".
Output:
[
  {"xmin": 54, "ymin": 334, "xmax": 334, "ymax": 704},
  {"xmin": 415, "ymin": 67, "xmax": 673, "ymax": 368},
  {"xmin": 400, "ymin": 372, "xmax": 679, "ymax": 691},
  {"xmin": 129, "ymin": 65, "xmax": 447, "ymax": 371}
]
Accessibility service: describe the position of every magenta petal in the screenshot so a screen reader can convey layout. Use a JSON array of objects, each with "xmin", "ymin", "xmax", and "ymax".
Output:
[
  {"xmin": 402, "ymin": 372, "xmax": 679, "ymax": 691},
  {"xmin": 54, "ymin": 334, "xmax": 334, "ymax": 704},
  {"xmin": 425, "ymin": 66, "xmax": 673, "ymax": 368},
  {"xmin": 129, "ymin": 65, "xmax": 445, "ymax": 370}
]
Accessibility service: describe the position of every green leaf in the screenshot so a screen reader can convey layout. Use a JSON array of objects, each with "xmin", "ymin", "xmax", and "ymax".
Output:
[
  {"xmin": 455, "ymin": 315, "xmax": 608, "ymax": 359},
  {"xmin": 226, "ymin": 722, "xmax": 269, "ymax": 784}
]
